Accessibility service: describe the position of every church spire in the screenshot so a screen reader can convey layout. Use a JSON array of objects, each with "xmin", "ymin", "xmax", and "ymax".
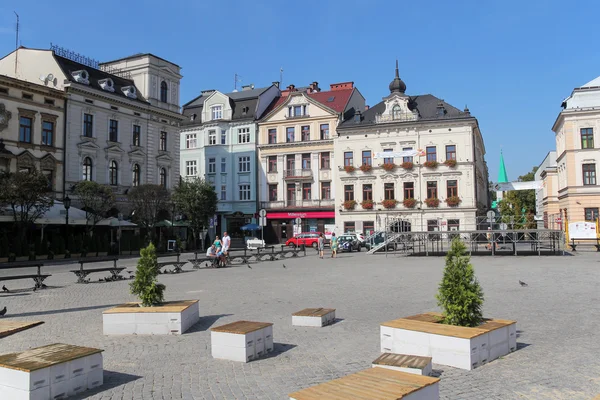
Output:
[{"xmin": 498, "ymin": 150, "xmax": 508, "ymax": 183}]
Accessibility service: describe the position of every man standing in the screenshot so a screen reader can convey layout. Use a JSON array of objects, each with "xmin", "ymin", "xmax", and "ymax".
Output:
[{"xmin": 222, "ymin": 231, "xmax": 231, "ymax": 264}]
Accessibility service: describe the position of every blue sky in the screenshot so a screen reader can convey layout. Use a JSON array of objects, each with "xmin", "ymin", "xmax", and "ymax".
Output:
[{"xmin": 1, "ymin": 0, "xmax": 598, "ymax": 181}]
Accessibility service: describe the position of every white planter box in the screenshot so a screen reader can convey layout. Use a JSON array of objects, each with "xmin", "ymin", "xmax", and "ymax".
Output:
[
  {"xmin": 289, "ymin": 367, "xmax": 439, "ymax": 400},
  {"xmin": 372, "ymin": 353, "xmax": 432, "ymax": 376},
  {"xmin": 211, "ymin": 320, "xmax": 274, "ymax": 363},
  {"xmin": 292, "ymin": 308, "xmax": 336, "ymax": 327},
  {"xmin": 103, "ymin": 300, "xmax": 200, "ymax": 335},
  {"xmin": 381, "ymin": 312, "xmax": 517, "ymax": 371}
]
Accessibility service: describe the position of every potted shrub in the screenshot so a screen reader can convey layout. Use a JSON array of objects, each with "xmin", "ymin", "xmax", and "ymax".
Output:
[
  {"xmin": 401, "ymin": 161, "xmax": 414, "ymax": 170},
  {"xmin": 403, "ymin": 198, "xmax": 417, "ymax": 208},
  {"xmin": 424, "ymin": 197, "xmax": 440, "ymax": 208},
  {"xmin": 423, "ymin": 160, "xmax": 439, "ymax": 169},
  {"xmin": 359, "ymin": 164, "xmax": 372, "ymax": 172},
  {"xmin": 343, "ymin": 200, "xmax": 357, "ymax": 210},
  {"xmin": 130, "ymin": 243, "xmax": 165, "ymax": 307},
  {"xmin": 344, "ymin": 165, "xmax": 356, "ymax": 173},
  {"xmin": 382, "ymin": 199, "xmax": 398, "ymax": 209},
  {"xmin": 382, "ymin": 162, "xmax": 397, "ymax": 171},
  {"xmin": 446, "ymin": 196, "xmax": 461, "ymax": 207},
  {"xmin": 361, "ymin": 200, "xmax": 374, "ymax": 209},
  {"xmin": 444, "ymin": 159, "xmax": 457, "ymax": 168}
]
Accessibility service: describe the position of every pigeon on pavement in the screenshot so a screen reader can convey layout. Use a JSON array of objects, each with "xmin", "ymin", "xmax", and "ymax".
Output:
[
  {"xmin": 247, "ymin": 265, "xmax": 252, "ymax": 269},
  {"xmin": 283, "ymin": 264, "xmax": 287, "ymax": 269},
  {"xmin": 519, "ymin": 280, "xmax": 528, "ymax": 287},
  {"xmin": 2, "ymin": 285, "xmax": 8, "ymax": 293},
  {"xmin": 0, "ymin": 306, "xmax": 6, "ymax": 317}
]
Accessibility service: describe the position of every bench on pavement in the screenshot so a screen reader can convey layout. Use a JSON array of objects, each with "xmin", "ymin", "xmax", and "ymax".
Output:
[
  {"xmin": 155, "ymin": 252, "xmax": 186, "ymax": 273},
  {"xmin": 0, "ymin": 261, "xmax": 51, "ymax": 290},
  {"xmin": 70, "ymin": 256, "xmax": 123, "ymax": 283},
  {"xmin": 569, "ymin": 238, "xmax": 600, "ymax": 251},
  {"xmin": 188, "ymin": 254, "xmax": 215, "ymax": 269},
  {"xmin": 258, "ymin": 245, "xmax": 306, "ymax": 261}
]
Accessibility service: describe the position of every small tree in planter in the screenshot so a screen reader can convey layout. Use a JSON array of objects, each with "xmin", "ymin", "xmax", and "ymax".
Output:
[
  {"xmin": 359, "ymin": 164, "xmax": 372, "ymax": 172},
  {"xmin": 436, "ymin": 238, "xmax": 484, "ymax": 327},
  {"xmin": 382, "ymin": 199, "xmax": 398, "ymax": 209},
  {"xmin": 425, "ymin": 197, "xmax": 440, "ymax": 208},
  {"xmin": 423, "ymin": 160, "xmax": 439, "ymax": 169},
  {"xmin": 344, "ymin": 165, "xmax": 356, "ymax": 173},
  {"xmin": 130, "ymin": 243, "xmax": 165, "ymax": 307},
  {"xmin": 361, "ymin": 200, "xmax": 374, "ymax": 209},
  {"xmin": 444, "ymin": 159, "xmax": 457, "ymax": 168},
  {"xmin": 343, "ymin": 200, "xmax": 357, "ymax": 210},
  {"xmin": 382, "ymin": 162, "xmax": 397, "ymax": 171},
  {"xmin": 446, "ymin": 196, "xmax": 461, "ymax": 207},
  {"xmin": 403, "ymin": 198, "xmax": 417, "ymax": 208}
]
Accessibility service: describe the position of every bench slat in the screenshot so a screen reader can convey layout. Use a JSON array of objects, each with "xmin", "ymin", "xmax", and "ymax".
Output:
[
  {"xmin": 0, "ymin": 274, "xmax": 51, "ymax": 282},
  {"xmin": 0, "ymin": 343, "xmax": 103, "ymax": 372}
]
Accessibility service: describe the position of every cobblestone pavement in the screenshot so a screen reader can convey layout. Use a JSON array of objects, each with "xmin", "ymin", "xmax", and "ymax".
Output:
[{"xmin": 1, "ymin": 250, "xmax": 600, "ymax": 399}]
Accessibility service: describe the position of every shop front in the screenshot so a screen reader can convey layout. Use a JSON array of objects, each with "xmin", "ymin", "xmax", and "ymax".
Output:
[{"xmin": 265, "ymin": 211, "xmax": 335, "ymax": 244}]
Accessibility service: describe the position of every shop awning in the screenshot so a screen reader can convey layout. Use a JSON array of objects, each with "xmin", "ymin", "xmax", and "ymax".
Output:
[{"xmin": 267, "ymin": 211, "xmax": 335, "ymax": 219}]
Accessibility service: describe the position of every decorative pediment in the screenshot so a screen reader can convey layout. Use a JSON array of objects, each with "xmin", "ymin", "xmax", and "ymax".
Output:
[
  {"xmin": 379, "ymin": 173, "xmax": 398, "ymax": 180},
  {"xmin": 0, "ymin": 103, "xmax": 12, "ymax": 132},
  {"xmin": 398, "ymin": 172, "xmax": 418, "ymax": 179},
  {"xmin": 104, "ymin": 144, "xmax": 125, "ymax": 154},
  {"xmin": 40, "ymin": 154, "xmax": 58, "ymax": 170},
  {"xmin": 288, "ymin": 94, "xmax": 308, "ymax": 105},
  {"xmin": 128, "ymin": 148, "xmax": 147, "ymax": 159},
  {"xmin": 77, "ymin": 138, "xmax": 100, "ymax": 150},
  {"xmin": 17, "ymin": 150, "xmax": 36, "ymax": 168},
  {"xmin": 156, "ymin": 153, "xmax": 172, "ymax": 162}
]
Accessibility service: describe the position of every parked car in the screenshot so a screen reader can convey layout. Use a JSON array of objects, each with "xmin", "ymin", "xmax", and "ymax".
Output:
[
  {"xmin": 337, "ymin": 234, "xmax": 361, "ymax": 252},
  {"xmin": 346, "ymin": 232, "xmax": 366, "ymax": 247},
  {"xmin": 285, "ymin": 232, "xmax": 323, "ymax": 248}
]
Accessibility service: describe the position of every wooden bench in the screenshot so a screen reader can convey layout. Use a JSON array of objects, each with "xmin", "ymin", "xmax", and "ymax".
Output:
[
  {"xmin": 372, "ymin": 353, "xmax": 432, "ymax": 376},
  {"xmin": 569, "ymin": 238, "xmax": 600, "ymax": 251},
  {"xmin": 0, "ymin": 261, "xmax": 51, "ymax": 290},
  {"xmin": 70, "ymin": 256, "xmax": 123, "ymax": 283},
  {"xmin": 155, "ymin": 252, "xmax": 186, "ymax": 273},
  {"xmin": 188, "ymin": 255, "xmax": 216, "ymax": 269}
]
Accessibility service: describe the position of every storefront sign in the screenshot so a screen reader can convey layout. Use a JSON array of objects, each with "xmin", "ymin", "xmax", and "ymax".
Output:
[{"xmin": 267, "ymin": 211, "xmax": 335, "ymax": 219}]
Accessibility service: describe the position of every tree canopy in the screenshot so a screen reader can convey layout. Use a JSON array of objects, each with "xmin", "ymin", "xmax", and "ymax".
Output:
[
  {"xmin": 128, "ymin": 184, "xmax": 171, "ymax": 235},
  {"xmin": 172, "ymin": 177, "xmax": 218, "ymax": 248},
  {"xmin": 498, "ymin": 166, "xmax": 538, "ymax": 228},
  {"xmin": 73, "ymin": 180, "xmax": 115, "ymax": 233}
]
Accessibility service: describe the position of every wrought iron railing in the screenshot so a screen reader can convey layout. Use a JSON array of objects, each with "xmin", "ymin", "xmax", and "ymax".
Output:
[{"xmin": 284, "ymin": 169, "xmax": 313, "ymax": 178}]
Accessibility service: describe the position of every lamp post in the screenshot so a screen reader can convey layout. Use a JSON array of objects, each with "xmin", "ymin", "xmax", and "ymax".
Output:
[{"xmin": 64, "ymin": 195, "xmax": 71, "ymax": 252}]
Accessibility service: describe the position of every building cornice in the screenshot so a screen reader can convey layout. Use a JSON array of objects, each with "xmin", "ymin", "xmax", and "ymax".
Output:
[
  {"xmin": 0, "ymin": 75, "xmax": 66, "ymax": 99},
  {"xmin": 257, "ymin": 139, "xmax": 333, "ymax": 150},
  {"xmin": 337, "ymin": 116, "xmax": 478, "ymax": 134}
]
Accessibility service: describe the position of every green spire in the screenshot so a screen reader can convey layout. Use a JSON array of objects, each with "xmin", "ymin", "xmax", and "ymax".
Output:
[{"xmin": 498, "ymin": 150, "xmax": 508, "ymax": 183}]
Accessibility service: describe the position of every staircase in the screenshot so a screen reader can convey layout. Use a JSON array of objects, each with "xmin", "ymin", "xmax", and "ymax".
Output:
[{"xmin": 366, "ymin": 232, "xmax": 403, "ymax": 254}]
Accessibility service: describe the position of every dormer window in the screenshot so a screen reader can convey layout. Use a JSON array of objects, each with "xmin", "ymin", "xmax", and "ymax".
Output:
[
  {"xmin": 392, "ymin": 104, "xmax": 402, "ymax": 120},
  {"xmin": 288, "ymin": 105, "xmax": 307, "ymax": 117},
  {"xmin": 122, "ymin": 85, "xmax": 137, "ymax": 99},
  {"xmin": 242, "ymin": 106, "xmax": 249, "ymax": 115},
  {"xmin": 190, "ymin": 113, "xmax": 197, "ymax": 121},
  {"xmin": 211, "ymin": 105, "xmax": 223, "ymax": 120},
  {"xmin": 160, "ymin": 81, "xmax": 168, "ymax": 103},
  {"xmin": 72, "ymin": 70, "xmax": 89, "ymax": 85},
  {"xmin": 99, "ymin": 78, "xmax": 115, "ymax": 92}
]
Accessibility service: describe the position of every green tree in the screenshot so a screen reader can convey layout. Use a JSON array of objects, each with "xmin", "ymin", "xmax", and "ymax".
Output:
[
  {"xmin": 128, "ymin": 185, "xmax": 171, "ymax": 240},
  {"xmin": 73, "ymin": 181, "xmax": 116, "ymax": 234},
  {"xmin": 173, "ymin": 177, "xmax": 218, "ymax": 250},
  {"xmin": 498, "ymin": 166, "xmax": 538, "ymax": 227},
  {"xmin": 129, "ymin": 243, "xmax": 165, "ymax": 307},
  {"xmin": 436, "ymin": 238, "xmax": 484, "ymax": 327}
]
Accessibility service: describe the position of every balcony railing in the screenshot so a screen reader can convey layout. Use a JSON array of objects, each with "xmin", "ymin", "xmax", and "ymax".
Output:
[
  {"xmin": 284, "ymin": 169, "xmax": 313, "ymax": 179},
  {"xmin": 375, "ymin": 112, "xmax": 419, "ymax": 123},
  {"xmin": 260, "ymin": 199, "xmax": 335, "ymax": 209}
]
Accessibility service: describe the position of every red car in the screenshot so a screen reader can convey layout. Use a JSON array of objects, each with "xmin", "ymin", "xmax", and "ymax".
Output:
[{"xmin": 285, "ymin": 232, "xmax": 323, "ymax": 248}]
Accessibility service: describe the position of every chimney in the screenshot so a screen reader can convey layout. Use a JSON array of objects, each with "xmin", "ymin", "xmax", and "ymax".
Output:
[
  {"xmin": 365, "ymin": 105, "xmax": 370, "ymax": 110},
  {"xmin": 309, "ymin": 81, "xmax": 320, "ymax": 93},
  {"xmin": 272, "ymin": 81, "xmax": 280, "ymax": 88},
  {"xmin": 287, "ymin": 84, "xmax": 296, "ymax": 91},
  {"xmin": 329, "ymin": 81, "xmax": 354, "ymax": 91},
  {"xmin": 241, "ymin": 84, "xmax": 255, "ymax": 91}
]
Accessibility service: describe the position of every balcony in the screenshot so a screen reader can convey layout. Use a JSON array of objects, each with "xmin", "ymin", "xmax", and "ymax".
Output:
[
  {"xmin": 260, "ymin": 199, "xmax": 335, "ymax": 209},
  {"xmin": 284, "ymin": 169, "xmax": 313, "ymax": 180}
]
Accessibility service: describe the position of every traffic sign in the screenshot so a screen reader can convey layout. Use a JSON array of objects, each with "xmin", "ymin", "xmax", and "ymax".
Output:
[
  {"xmin": 487, "ymin": 210, "xmax": 495, "ymax": 224},
  {"xmin": 259, "ymin": 216, "xmax": 267, "ymax": 227},
  {"xmin": 295, "ymin": 217, "xmax": 302, "ymax": 225},
  {"xmin": 259, "ymin": 209, "xmax": 267, "ymax": 217}
]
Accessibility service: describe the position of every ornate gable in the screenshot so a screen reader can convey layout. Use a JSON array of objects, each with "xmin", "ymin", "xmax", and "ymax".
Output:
[
  {"xmin": 17, "ymin": 150, "xmax": 36, "ymax": 170},
  {"xmin": 40, "ymin": 153, "xmax": 58, "ymax": 170}
]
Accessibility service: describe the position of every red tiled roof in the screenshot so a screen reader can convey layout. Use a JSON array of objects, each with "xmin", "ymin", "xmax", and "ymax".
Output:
[{"xmin": 262, "ymin": 88, "xmax": 354, "ymax": 118}]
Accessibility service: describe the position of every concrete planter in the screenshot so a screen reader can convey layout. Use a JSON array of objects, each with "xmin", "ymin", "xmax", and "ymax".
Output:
[
  {"xmin": 211, "ymin": 321, "xmax": 274, "ymax": 362},
  {"xmin": 292, "ymin": 308, "xmax": 335, "ymax": 327},
  {"xmin": 103, "ymin": 300, "xmax": 199, "ymax": 335},
  {"xmin": 381, "ymin": 312, "xmax": 516, "ymax": 370}
]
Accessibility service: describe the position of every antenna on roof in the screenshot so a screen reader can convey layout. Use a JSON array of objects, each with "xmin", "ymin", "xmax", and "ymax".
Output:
[
  {"xmin": 280, "ymin": 67, "xmax": 283, "ymax": 88},
  {"xmin": 234, "ymin": 73, "xmax": 242, "ymax": 92}
]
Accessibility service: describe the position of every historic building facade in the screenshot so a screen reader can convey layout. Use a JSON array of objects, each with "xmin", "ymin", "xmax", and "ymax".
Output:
[
  {"xmin": 335, "ymin": 64, "xmax": 488, "ymax": 234},
  {"xmin": 534, "ymin": 151, "xmax": 559, "ymax": 228},
  {"xmin": 0, "ymin": 74, "xmax": 66, "ymax": 196},
  {"xmin": 0, "ymin": 47, "xmax": 183, "ymax": 214},
  {"xmin": 257, "ymin": 81, "xmax": 365, "ymax": 243},
  {"xmin": 180, "ymin": 84, "xmax": 280, "ymax": 237},
  {"xmin": 552, "ymin": 75, "xmax": 600, "ymax": 223}
]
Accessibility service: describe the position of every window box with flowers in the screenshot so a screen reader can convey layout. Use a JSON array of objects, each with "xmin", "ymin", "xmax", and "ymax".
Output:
[
  {"xmin": 425, "ymin": 197, "xmax": 440, "ymax": 208},
  {"xmin": 446, "ymin": 196, "xmax": 461, "ymax": 207},
  {"xmin": 403, "ymin": 198, "xmax": 417, "ymax": 208},
  {"xmin": 401, "ymin": 161, "xmax": 414, "ymax": 170},
  {"xmin": 359, "ymin": 164, "xmax": 373, "ymax": 172},
  {"xmin": 343, "ymin": 200, "xmax": 357, "ymax": 210},
  {"xmin": 382, "ymin": 199, "xmax": 398, "ymax": 209},
  {"xmin": 381, "ymin": 162, "xmax": 397, "ymax": 171},
  {"xmin": 344, "ymin": 165, "xmax": 356, "ymax": 173},
  {"xmin": 444, "ymin": 159, "xmax": 457, "ymax": 168},
  {"xmin": 361, "ymin": 200, "xmax": 374, "ymax": 209},
  {"xmin": 423, "ymin": 160, "xmax": 439, "ymax": 169}
]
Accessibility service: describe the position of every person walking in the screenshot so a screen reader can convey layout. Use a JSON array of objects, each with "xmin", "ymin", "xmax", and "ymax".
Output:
[
  {"xmin": 330, "ymin": 232, "xmax": 338, "ymax": 258},
  {"xmin": 222, "ymin": 231, "xmax": 231, "ymax": 264},
  {"xmin": 318, "ymin": 233, "xmax": 325, "ymax": 259}
]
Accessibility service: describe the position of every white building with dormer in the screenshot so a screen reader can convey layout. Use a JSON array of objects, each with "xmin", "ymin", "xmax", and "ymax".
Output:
[{"xmin": 0, "ymin": 47, "xmax": 184, "ymax": 215}]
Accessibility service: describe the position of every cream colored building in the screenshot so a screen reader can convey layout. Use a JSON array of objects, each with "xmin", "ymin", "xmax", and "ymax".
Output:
[
  {"xmin": 552, "ymin": 75, "xmax": 600, "ymax": 222},
  {"xmin": 335, "ymin": 65, "xmax": 488, "ymax": 234},
  {"xmin": 257, "ymin": 82, "xmax": 365, "ymax": 243},
  {"xmin": 535, "ymin": 151, "xmax": 559, "ymax": 228},
  {"xmin": 0, "ymin": 74, "xmax": 66, "ymax": 197}
]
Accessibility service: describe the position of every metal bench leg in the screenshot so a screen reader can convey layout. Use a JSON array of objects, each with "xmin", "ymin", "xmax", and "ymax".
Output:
[
  {"xmin": 109, "ymin": 269, "xmax": 123, "ymax": 280},
  {"xmin": 33, "ymin": 276, "xmax": 49, "ymax": 288},
  {"xmin": 74, "ymin": 271, "xmax": 90, "ymax": 284}
]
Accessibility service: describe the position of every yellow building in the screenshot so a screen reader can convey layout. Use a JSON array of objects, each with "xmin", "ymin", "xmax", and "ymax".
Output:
[{"xmin": 257, "ymin": 82, "xmax": 365, "ymax": 243}]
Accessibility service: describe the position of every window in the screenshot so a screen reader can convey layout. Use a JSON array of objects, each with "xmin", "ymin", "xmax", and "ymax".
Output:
[
  {"xmin": 208, "ymin": 158, "xmax": 216, "ymax": 173},
  {"xmin": 302, "ymin": 183, "xmax": 311, "ymax": 200},
  {"xmin": 321, "ymin": 182, "xmax": 331, "ymax": 199},
  {"xmin": 392, "ymin": 104, "xmax": 401, "ymax": 119},
  {"xmin": 268, "ymin": 128, "xmax": 277, "ymax": 144},
  {"xmin": 344, "ymin": 184, "xmax": 354, "ymax": 201},
  {"xmin": 344, "ymin": 221, "xmax": 356, "ymax": 233},
  {"xmin": 320, "ymin": 152, "xmax": 330, "ymax": 169},
  {"xmin": 446, "ymin": 145, "xmax": 456, "ymax": 161},
  {"xmin": 427, "ymin": 181, "xmax": 438, "ymax": 198},
  {"xmin": 208, "ymin": 130, "xmax": 216, "ymax": 145},
  {"xmin": 581, "ymin": 128, "xmax": 594, "ymax": 149},
  {"xmin": 41, "ymin": 121, "xmax": 54, "ymax": 146},
  {"xmin": 427, "ymin": 220, "xmax": 439, "ymax": 232},
  {"xmin": 362, "ymin": 150, "xmax": 372, "ymax": 166},
  {"xmin": 109, "ymin": 119, "xmax": 119, "ymax": 142},
  {"xmin": 320, "ymin": 124, "xmax": 329, "ymax": 140},
  {"xmin": 286, "ymin": 127, "xmax": 295, "ymax": 142},
  {"xmin": 448, "ymin": 219, "xmax": 460, "ymax": 232},
  {"xmin": 344, "ymin": 151, "xmax": 353, "ymax": 166},
  {"xmin": 269, "ymin": 184, "xmax": 278, "ymax": 201},
  {"xmin": 133, "ymin": 125, "xmax": 141, "ymax": 146},
  {"xmin": 83, "ymin": 113, "xmax": 93, "ymax": 137},
  {"xmin": 220, "ymin": 185, "xmax": 227, "ymax": 201},
  {"xmin": 221, "ymin": 129, "xmax": 226, "ymax": 145},
  {"xmin": 301, "ymin": 153, "xmax": 311, "ymax": 169},
  {"xmin": 238, "ymin": 127, "xmax": 250, "ymax": 143},
  {"xmin": 402, "ymin": 147, "xmax": 413, "ymax": 163},
  {"xmin": 403, "ymin": 182, "xmax": 414, "ymax": 199},
  {"xmin": 288, "ymin": 105, "xmax": 307, "ymax": 117},
  {"xmin": 383, "ymin": 149, "xmax": 394, "ymax": 164},
  {"xmin": 109, "ymin": 160, "xmax": 118, "ymax": 185},
  {"xmin": 22, "ymin": 93, "xmax": 33, "ymax": 100},
  {"xmin": 132, "ymin": 164, "xmax": 141, "ymax": 187},
  {"xmin": 426, "ymin": 146, "xmax": 437, "ymax": 162},
  {"xmin": 239, "ymin": 156, "xmax": 250, "ymax": 173},
  {"xmin": 211, "ymin": 105, "xmax": 223, "ymax": 120},
  {"xmin": 447, "ymin": 180, "xmax": 458, "ymax": 197},
  {"xmin": 363, "ymin": 221, "xmax": 375, "ymax": 236},
  {"xmin": 160, "ymin": 131, "xmax": 167, "ymax": 151},
  {"xmin": 186, "ymin": 160, "xmax": 197, "ymax": 176},
  {"xmin": 82, "ymin": 157, "xmax": 93, "ymax": 181},
  {"xmin": 221, "ymin": 157, "xmax": 226, "ymax": 173},
  {"xmin": 239, "ymin": 184, "xmax": 251, "ymax": 200},
  {"xmin": 159, "ymin": 168, "xmax": 167, "ymax": 188},
  {"xmin": 287, "ymin": 183, "xmax": 296, "ymax": 202},
  {"xmin": 583, "ymin": 163, "xmax": 596, "ymax": 185},
  {"xmin": 268, "ymin": 156, "xmax": 277, "ymax": 173},
  {"xmin": 286, "ymin": 155, "xmax": 295, "ymax": 171},
  {"xmin": 186, "ymin": 133, "xmax": 197, "ymax": 149},
  {"xmin": 160, "ymin": 81, "xmax": 168, "ymax": 103},
  {"xmin": 585, "ymin": 208, "xmax": 599, "ymax": 221},
  {"xmin": 363, "ymin": 184, "xmax": 372, "ymax": 201},
  {"xmin": 301, "ymin": 125, "xmax": 310, "ymax": 141},
  {"xmin": 384, "ymin": 183, "xmax": 395, "ymax": 200},
  {"xmin": 19, "ymin": 116, "xmax": 32, "ymax": 143}
]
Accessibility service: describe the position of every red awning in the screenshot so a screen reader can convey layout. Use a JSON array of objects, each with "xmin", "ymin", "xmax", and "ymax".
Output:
[{"xmin": 267, "ymin": 211, "xmax": 335, "ymax": 219}]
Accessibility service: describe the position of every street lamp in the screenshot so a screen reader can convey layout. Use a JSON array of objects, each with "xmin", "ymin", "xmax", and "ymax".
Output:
[{"xmin": 64, "ymin": 195, "xmax": 71, "ymax": 252}]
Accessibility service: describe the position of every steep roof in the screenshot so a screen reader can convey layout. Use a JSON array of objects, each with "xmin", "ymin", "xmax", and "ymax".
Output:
[
  {"xmin": 580, "ymin": 76, "xmax": 600, "ymax": 89},
  {"xmin": 262, "ymin": 88, "xmax": 354, "ymax": 118},
  {"xmin": 99, "ymin": 53, "xmax": 181, "ymax": 68},
  {"xmin": 498, "ymin": 150, "xmax": 509, "ymax": 183}
]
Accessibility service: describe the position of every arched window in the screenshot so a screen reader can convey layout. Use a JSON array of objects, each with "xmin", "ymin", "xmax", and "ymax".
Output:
[
  {"xmin": 160, "ymin": 81, "xmax": 168, "ymax": 103},
  {"xmin": 159, "ymin": 167, "xmax": 167, "ymax": 188},
  {"xmin": 109, "ymin": 160, "xmax": 118, "ymax": 186},
  {"xmin": 132, "ymin": 164, "xmax": 141, "ymax": 187},
  {"xmin": 82, "ymin": 157, "xmax": 93, "ymax": 181},
  {"xmin": 392, "ymin": 104, "xmax": 402, "ymax": 120}
]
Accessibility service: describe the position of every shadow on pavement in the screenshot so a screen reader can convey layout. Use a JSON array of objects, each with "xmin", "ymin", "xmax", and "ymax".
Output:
[
  {"xmin": 187, "ymin": 314, "xmax": 234, "ymax": 333},
  {"xmin": 7, "ymin": 304, "xmax": 120, "ymax": 318},
  {"xmin": 70, "ymin": 370, "xmax": 142, "ymax": 399}
]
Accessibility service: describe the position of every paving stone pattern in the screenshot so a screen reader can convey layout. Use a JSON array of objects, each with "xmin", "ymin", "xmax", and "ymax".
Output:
[{"xmin": 1, "ymin": 251, "xmax": 599, "ymax": 399}]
